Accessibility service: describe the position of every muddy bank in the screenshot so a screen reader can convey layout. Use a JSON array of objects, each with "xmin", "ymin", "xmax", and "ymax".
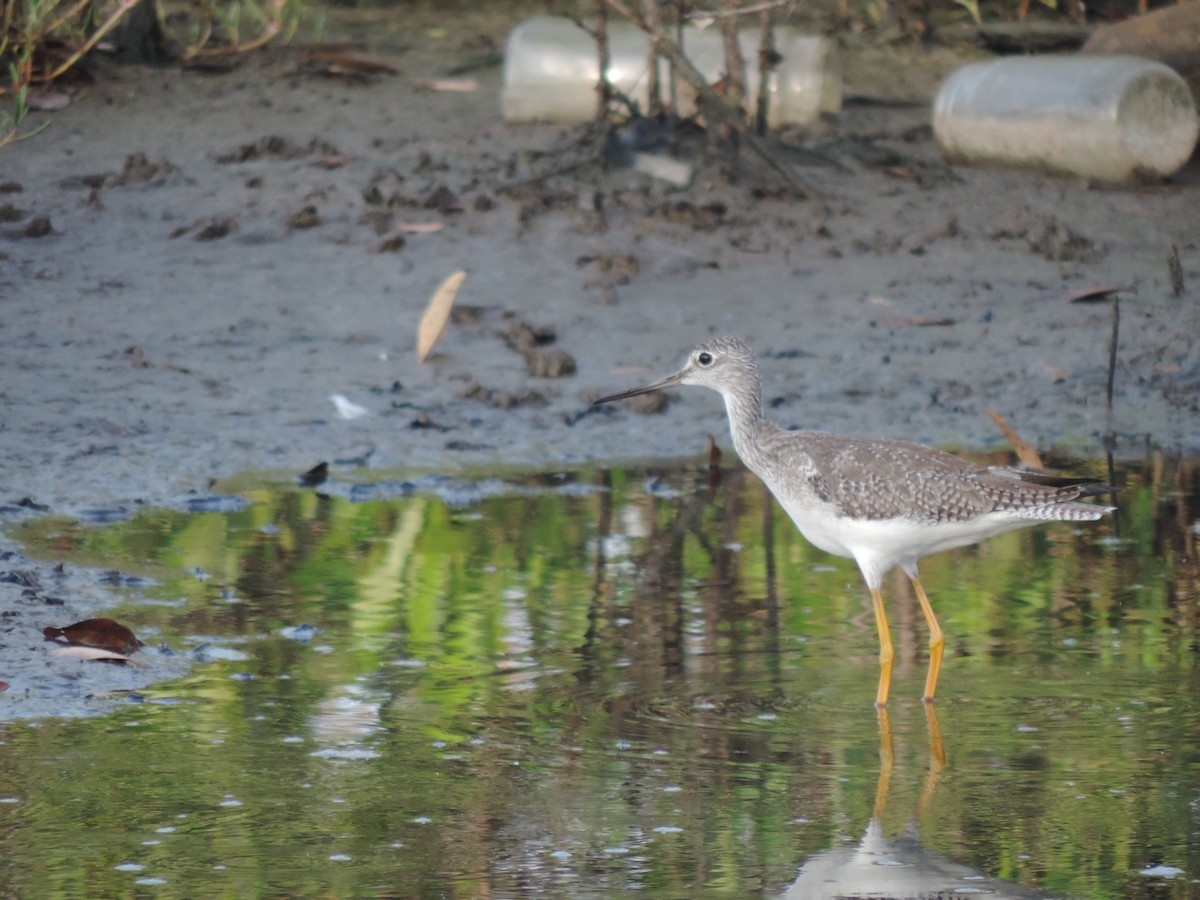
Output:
[
  {"xmin": 0, "ymin": 3, "xmax": 1197, "ymax": 713},
  {"xmin": 2, "ymin": 7, "xmax": 1197, "ymax": 522}
]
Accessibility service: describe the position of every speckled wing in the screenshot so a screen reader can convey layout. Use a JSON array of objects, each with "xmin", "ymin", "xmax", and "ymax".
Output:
[{"xmin": 753, "ymin": 429, "xmax": 1110, "ymax": 524}]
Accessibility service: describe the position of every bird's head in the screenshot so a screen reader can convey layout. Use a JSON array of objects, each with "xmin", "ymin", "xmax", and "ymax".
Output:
[{"xmin": 593, "ymin": 337, "xmax": 758, "ymax": 405}]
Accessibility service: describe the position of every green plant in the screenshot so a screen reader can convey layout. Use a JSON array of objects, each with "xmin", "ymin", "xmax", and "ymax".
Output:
[{"xmin": 0, "ymin": 0, "xmax": 304, "ymax": 150}]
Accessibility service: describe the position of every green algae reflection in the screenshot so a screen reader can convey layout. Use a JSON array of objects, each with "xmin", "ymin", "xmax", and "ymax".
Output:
[{"xmin": 3, "ymin": 458, "xmax": 1199, "ymax": 898}]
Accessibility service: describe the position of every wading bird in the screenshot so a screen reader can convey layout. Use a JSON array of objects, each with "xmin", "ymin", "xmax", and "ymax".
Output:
[{"xmin": 593, "ymin": 337, "xmax": 1114, "ymax": 705}]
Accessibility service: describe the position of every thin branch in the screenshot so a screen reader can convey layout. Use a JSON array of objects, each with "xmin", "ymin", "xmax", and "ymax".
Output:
[
  {"xmin": 642, "ymin": 19, "xmax": 822, "ymax": 199},
  {"xmin": 43, "ymin": 0, "xmax": 97, "ymax": 38},
  {"xmin": 595, "ymin": 0, "xmax": 612, "ymax": 120},
  {"xmin": 719, "ymin": 0, "xmax": 745, "ymax": 114},
  {"xmin": 642, "ymin": 0, "xmax": 665, "ymax": 115},
  {"xmin": 37, "ymin": 0, "xmax": 141, "ymax": 82},
  {"xmin": 754, "ymin": 5, "xmax": 775, "ymax": 133},
  {"xmin": 687, "ymin": 0, "xmax": 795, "ymax": 20}
]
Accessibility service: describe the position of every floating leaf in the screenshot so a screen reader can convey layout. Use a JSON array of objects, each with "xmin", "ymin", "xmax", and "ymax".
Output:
[
  {"xmin": 43, "ymin": 617, "xmax": 142, "ymax": 655},
  {"xmin": 417, "ymin": 270, "xmax": 466, "ymax": 363}
]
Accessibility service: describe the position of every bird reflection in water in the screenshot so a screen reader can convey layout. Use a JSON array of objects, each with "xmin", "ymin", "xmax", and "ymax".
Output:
[{"xmin": 781, "ymin": 705, "xmax": 1063, "ymax": 899}]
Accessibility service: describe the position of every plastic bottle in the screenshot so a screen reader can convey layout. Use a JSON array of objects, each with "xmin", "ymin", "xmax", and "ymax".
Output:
[
  {"xmin": 932, "ymin": 55, "xmax": 1199, "ymax": 182},
  {"xmin": 502, "ymin": 15, "xmax": 841, "ymax": 129}
]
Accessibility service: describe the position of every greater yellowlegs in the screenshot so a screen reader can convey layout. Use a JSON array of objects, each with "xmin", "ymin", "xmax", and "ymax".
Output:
[{"xmin": 593, "ymin": 337, "xmax": 1114, "ymax": 705}]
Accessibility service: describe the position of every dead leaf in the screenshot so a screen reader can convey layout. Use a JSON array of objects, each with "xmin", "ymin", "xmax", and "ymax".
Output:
[
  {"xmin": 412, "ymin": 77, "xmax": 479, "ymax": 92},
  {"xmin": 987, "ymin": 410, "xmax": 1045, "ymax": 470},
  {"xmin": 417, "ymin": 270, "xmax": 466, "ymax": 363},
  {"xmin": 885, "ymin": 316, "xmax": 957, "ymax": 327},
  {"xmin": 43, "ymin": 617, "xmax": 143, "ymax": 655},
  {"xmin": 1063, "ymin": 285, "xmax": 1133, "ymax": 304},
  {"xmin": 306, "ymin": 51, "xmax": 399, "ymax": 76},
  {"xmin": 393, "ymin": 222, "xmax": 445, "ymax": 233}
]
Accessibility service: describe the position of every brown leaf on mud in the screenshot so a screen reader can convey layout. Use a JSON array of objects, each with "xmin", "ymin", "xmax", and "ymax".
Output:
[
  {"xmin": 1063, "ymin": 285, "xmax": 1134, "ymax": 304},
  {"xmin": 393, "ymin": 222, "xmax": 445, "ymax": 233},
  {"xmin": 417, "ymin": 270, "xmax": 466, "ymax": 363},
  {"xmin": 885, "ymin": 316, "xmax": 956, "ymax": 327},
  {"xmin": 987, "ymin": 410, "xmax": 1045, "ymax": 470},
  {"xmin": 43, "ymin": 617, "xmax": 143, "ymax": 655},
  {"xmin": 22, "ymin": 216, "xmax": 53, "ymax": 238},
  {"xmin": 372, "ymin": 234, "xmax": 407, "ymax": 254},
  {"xmin": 305, "ymin": 51, "xmax": 399, "ymax": 76},
  {"xmin": 287, "ymin": 205, "xmax": 322, "ymax": 229},
  {"xmin": 412, "ymin": 77, "xmax": 479, "ymax": 92},
  {"xmin": 0, "ymin": 681, "xmax": 9, "ymax": 693}
]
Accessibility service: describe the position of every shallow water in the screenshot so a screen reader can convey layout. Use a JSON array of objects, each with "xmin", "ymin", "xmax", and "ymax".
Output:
[{"xmin": 3, "ymin": 456, "xmax": 1199, "ymax": 897}]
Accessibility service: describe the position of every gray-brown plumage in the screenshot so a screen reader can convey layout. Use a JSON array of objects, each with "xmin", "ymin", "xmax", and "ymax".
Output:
[{"xmin": 593, "ymin": 336, "xmax": 1114, "ymax": 705}]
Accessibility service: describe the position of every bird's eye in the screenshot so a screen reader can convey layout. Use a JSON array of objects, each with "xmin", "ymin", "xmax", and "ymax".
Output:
[{"xmin": 697, "ymin": 351, "xmax": 714, "ymax": 366}]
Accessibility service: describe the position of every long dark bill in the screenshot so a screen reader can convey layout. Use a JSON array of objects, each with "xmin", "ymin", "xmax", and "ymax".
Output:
[{"xmin": 592, "ymin": 371, "xmax": 686, "ymax": 406}]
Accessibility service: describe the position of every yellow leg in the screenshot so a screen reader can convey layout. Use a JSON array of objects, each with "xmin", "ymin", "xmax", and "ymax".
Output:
[
  {"xmin": 911, "ymin": 577, "xmax": 945, "ymax": 702},
  {"xmin": 871, "ymin": 588, "xmax": 894, "ymax": 707}
]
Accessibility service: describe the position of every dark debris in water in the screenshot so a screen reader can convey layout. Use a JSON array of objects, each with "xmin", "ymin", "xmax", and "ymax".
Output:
[
  {"xmin": 179, "ymin": 495, "xmax": 252, "ymax": 514},
  {"xmin": 97, "ymin": 571, "xmax": 156, "ymax": 588},
  {"xmin": 299, "ymin": 461, "xmax": 329, "ymax": 488},
  {"xmin": 327, "ymin": 471, "xmax": 613, "ymax": 508},
  {"xmin": 0, "ymin": 569, "xmax": 40, "ymax": 588},
  {"xmin": 78, "ymin": 507, "xmax": 134, "ymax": 524}
]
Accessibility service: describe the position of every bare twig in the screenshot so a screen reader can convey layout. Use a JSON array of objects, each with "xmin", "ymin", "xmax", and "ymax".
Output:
[
  {"xmin": 1106, "ymin": 294, "xmax": 1119, "ymax": 414},
  {"xmin": 595, "ymin": 0, "xmax": 612, "ymax": 120},
  {"xmin": 720, "ymin": 0, "xmax": 745, "ymax": 115},
  {"xmin": 38, "ymin": 0, "xmax": 141, "ymax": 82},
  {"xmin": 687, "ymin": 0, "xmax": 795, "ymax": 19},
  {"xmin": 639, "ymin": 17, "xmax": 821, "ymax": 199},
  {"xmin": 754, "ymin": 5, "xmax": 775, "ymax": 133},
  {"xmin": 42, "ymin": 0, "xmax": 96, "ymax": 39},
  {"xmin": 642, "ymin": 0, "xmax": 665, "ymax": 115}
]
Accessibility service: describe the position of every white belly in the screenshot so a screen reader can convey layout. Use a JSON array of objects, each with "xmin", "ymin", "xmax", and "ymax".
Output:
[{"xmin": 777, "ymin": 495, "xmax": 1029, "ymax": 585}]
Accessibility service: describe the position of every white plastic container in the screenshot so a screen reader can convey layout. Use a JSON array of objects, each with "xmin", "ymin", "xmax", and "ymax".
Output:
[
  {"xmin": 932, "ymin": 55, "xmax": 1199, "ymax": 182},
  {"xmin": 502, "ymin": 15, "xmax": 841, "ymax": 129}
]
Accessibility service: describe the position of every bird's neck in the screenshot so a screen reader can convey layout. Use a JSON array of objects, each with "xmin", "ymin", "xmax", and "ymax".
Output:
[{"xmin": 721, "ymin": 376, "xmax": 766, "ymax": 469}]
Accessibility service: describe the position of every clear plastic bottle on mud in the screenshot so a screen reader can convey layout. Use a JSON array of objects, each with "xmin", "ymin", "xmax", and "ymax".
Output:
[
  {"xmin": 502, "ymin": 15, "xmax": 841, "ymax": 129},
  {"xmin": 932, "ymin": 55, "xmax": 1199, "ymax": 182}
]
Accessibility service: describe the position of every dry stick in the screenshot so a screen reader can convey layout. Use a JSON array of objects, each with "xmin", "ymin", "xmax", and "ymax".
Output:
[
  {"xmin": 38, "ymin": 0, "xmax": 141, "ymax": 81},
  {"xmin": 1104, "ymin": 295, "xmax": 1120, "ymax": 516},
  {"xmin": 720, "ymin": 0, "xmax": 746, "ymax": 113},
  {"xmin": 754, "ymin": 6, "xmax": 775, "ymax": 133},
  {"xmin": 642, "ymin": 0, "xmax": 665, "ymax": 114},
  {"xmin": 668, "ymin": 3, "xmax": 681, "ymax": 116},
  {"xmin": 595, "ymin": 0, "xmax": 612, "ymax": 120},
  {"xmin": 686, "ymin": 0, "xmax": 796, "ymax": 19},
  {"xmin": 718, "ymin": 0, "xmax": 745, "ymax": 173},
  {"xmin": 1106, "ymin": 294, "xmax": 1119, "ymax": 415},
  {"xmin": 644, "ymin": 21, "xmax": 821, "ymax": 199}
]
